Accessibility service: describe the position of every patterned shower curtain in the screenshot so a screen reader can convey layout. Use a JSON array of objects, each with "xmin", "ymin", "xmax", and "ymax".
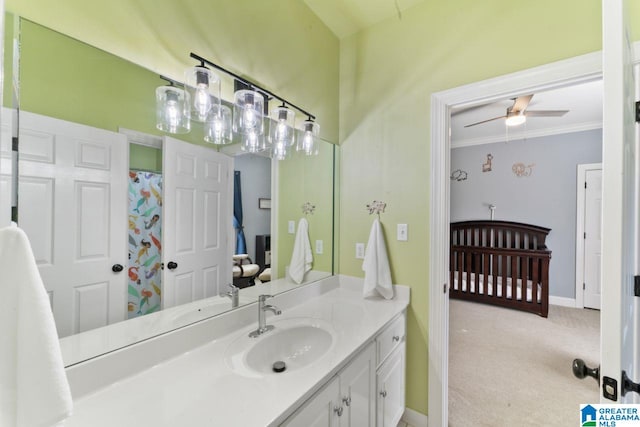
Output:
[{"xmin": 127, "ymin": 171, "xmax": 163, "ymax": 319}]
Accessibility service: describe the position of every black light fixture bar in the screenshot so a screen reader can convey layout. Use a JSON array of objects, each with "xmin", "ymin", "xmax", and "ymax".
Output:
[
  {"xmin": 190, "ymin": 52, "xmax": 316, "ymax": 120},
  {"xmin": 159, "ymin": 75, "xmax": 184, "ymax": 88}
]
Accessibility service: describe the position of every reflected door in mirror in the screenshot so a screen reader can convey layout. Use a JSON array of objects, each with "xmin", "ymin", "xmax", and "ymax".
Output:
[
  {"xmin": 162, "ymin": 136, "xmax": 233, "ymax": 308},
  {"xmin": 18, "ymin": 111, "xmax": 128, "ymax": 337}
]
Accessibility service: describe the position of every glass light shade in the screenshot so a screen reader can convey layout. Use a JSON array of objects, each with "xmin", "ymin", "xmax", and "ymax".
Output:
[
  {"xmin": 297, "ymin": 120, "xmax": 320, "ymax": 156},
  {"xmin": 185, "ymin": 66, "xmax": 221, "ymax": 122},
  {"xmin": 269, "ymin": 106, "xmax": 296, "ymax": 147},
  {"xmin": 233, "ymin": 89, "xmax": 264, "ymax": 135},
  {"xmin": 271, "ymin": 139, "xmax": 291, "ymax": 160},
  {"xmin": 155, "ymin": 86, "xmax": 191, "ymax": 134},
  {"xmin": 505, "ymin": 112, "xmax": 526, "ymax": 127},
  {"xmin": 241, "ymin": 130, "xmax": 267, "ymax": 153},
  {"xmin": 204, "ymin": 104, "xmax": 233, "ymax": 145}
]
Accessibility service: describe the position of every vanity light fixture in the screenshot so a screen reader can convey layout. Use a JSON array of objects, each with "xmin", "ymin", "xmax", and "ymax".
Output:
[
  {"xmin": 155, "ymin": 79, "xmax": 191, "ymax": 134},
  {"xmin": 184, "ymin": 63, "xmax": 221, "ymax": 122},
  {"xmin": 204, "ymin": 104, "xmax": 233, "ymax": 145},
  {"xmin": 233, "ymin": 89, "xmax": 265, "ymax": 135},
  {"xmin": 270, "ymin": 104, "xmax": 296, "ymax": 146},
  {"xmin": 156, "ymin": 52, "xmax": 322, "ymax": 156},
  {"xmin": 297, "ymin": 118, "xmax": 320, "ymax": 156},
  {"xmin": 241, "ymin": 129, "xmax": 267, "ymax": 153}
]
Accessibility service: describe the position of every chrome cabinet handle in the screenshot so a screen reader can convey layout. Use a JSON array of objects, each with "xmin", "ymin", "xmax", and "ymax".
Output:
[
  {"xmin": 334, "ymin": 406, "xmax": 343, "ymax": 416},
  {"xmin": 380, "ymin": 390, "xmax": 387, "ymax": 398},
  {"xmin": 342, "ymin": 396, "xmax": 351, "ymax": 407},
  {"xmin": 392, "ymin": 335, "xmax": 400, "ymax": 342}
]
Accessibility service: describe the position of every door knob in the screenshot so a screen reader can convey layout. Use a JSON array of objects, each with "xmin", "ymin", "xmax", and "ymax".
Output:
[
  {"xmin": 112, "ymin": 264, "xmax": 124, "ymax": 273},
  {"xmin": 572, "ymin": 358, "xmax": 600, "ymax": 385},
  {"xmin": 167, "ymin": 261, "xmax": 178, "ymax": 270}
]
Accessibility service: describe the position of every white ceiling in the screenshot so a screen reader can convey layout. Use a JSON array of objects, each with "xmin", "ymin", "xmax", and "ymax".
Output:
[
  {"xmin": 304, "ymin": 0, "xmax": 425, "ymax": 39},
  {"xmin": 450, "ymin": 79, "xmax": 603, "ymax": 148}
]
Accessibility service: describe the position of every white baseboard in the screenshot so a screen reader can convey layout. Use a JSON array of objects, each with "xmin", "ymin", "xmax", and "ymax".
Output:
[
  {"xmin": 402, "ymin": 407, "xmax": 428, "ymax": 427},
  {"xmin": 549, "ymin": 296, "xmax": 576, "ymax": 308}
]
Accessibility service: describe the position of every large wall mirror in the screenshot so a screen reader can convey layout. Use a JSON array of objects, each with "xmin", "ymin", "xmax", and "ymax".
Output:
[{"xmin": 7, "ymin": 15, "xmax": 336, "ymax": 366}]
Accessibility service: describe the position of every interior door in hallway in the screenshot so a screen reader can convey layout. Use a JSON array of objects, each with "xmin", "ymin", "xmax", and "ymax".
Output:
[
  {"xmin": 581, "ymin": 166, "xmax": 603, "ymax": 309},
  {"xmin": 162, "ymin": 136, "xmax": 233, "ymax": 309}
]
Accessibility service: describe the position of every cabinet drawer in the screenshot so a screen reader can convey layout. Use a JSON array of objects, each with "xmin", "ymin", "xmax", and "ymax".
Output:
[{"xmin": 376, "ymin": 312, "xmax": 405, "ymax": 367}]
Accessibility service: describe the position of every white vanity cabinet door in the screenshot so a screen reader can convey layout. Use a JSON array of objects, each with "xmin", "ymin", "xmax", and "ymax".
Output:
[
  {"xmin": 338, "ymin": 342, "xmax": 376, "ymax": 427},
  {"xmin": 281, "ymin": 377, "xmax": 340, "ymax": 427},
  {"xmin": 376, "ymin": 344, "xmax": 405, "ymax": 427}
]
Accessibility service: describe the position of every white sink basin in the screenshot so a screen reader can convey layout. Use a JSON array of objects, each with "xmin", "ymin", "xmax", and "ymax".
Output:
[{"xmin": 225, "ymin": 318, "xmax": 335, "ymax": 376}]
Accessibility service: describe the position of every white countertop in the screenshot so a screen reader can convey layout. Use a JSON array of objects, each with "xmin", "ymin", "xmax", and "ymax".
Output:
[{"xmin": 61, "ymin": 276, "xmax": 409, "ymax": 426}]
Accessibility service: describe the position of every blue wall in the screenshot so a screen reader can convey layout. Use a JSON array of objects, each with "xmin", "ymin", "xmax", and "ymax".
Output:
[{"xmin": 451, "ymin": 129, "xmax": 602, "ymax": 300}]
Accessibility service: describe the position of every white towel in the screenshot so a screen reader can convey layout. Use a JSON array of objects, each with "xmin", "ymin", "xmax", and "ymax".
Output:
[
  {"xmin": 0, "ymin": 225, "xmax": 73, "ymax": 427},
  {"xmin": 362, "ymin": 218, "xmax": 394, "ymax": 299},
  {"xmin": 288, "ymin": 218, "xmax": 313, "ymax": 284}
]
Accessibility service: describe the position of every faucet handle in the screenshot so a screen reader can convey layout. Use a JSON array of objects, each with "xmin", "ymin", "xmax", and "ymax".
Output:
[
  {"xmin": 227, "ymin": 283, "xmax": 239, "ymax": 293},
  {"xmin": 258, "ymin": 294, "xmax": 273, "ymax": 302}
]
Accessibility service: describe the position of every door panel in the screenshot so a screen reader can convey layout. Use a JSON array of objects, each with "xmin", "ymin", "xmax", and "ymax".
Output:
[
  {"xmin": 162, "ymin": 136, "xmax": 232, "ymax": 309},
  {"xmin": 18, "ymin": 111, "xmax": 128, "ymax": 337},
  {"xmin": 583, "ymin": 168, "xmax": 603, "ymax": 309}
]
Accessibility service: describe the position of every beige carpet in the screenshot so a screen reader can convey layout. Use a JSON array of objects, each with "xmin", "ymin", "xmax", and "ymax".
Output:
[{"xmin": 449, "ymin": 300, "xmax": 600, "ymax": 427}]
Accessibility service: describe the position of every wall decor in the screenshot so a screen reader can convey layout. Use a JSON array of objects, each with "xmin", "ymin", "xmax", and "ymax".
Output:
[
  {"xmin": 301, "ymin": 201, "xmax": 316, "ymax": 215},
  {"xmin": 450, "ymin": 169, "xmax": 468, "ymax": 181},
  {"xmin": 482, "ymin": 154, "xmax": 493, "ymax": 172},
  {"xmin": 512, "ymin": 162, "xmax": 535, "ymax": 177},
  {"xmin": 258, "ymin": 198, "xmax": 271, "ymax": 209}
]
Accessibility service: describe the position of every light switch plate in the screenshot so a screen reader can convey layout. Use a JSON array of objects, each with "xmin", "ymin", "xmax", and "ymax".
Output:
[
  {"xmin": 355, "ymin": 243, "xmax": 365, "ymax": 259},
  {"xmin": 315, "ymin": 240, "xmax": 323, "ymax": 254},
  {"xmin": 288, "ymin": 220, "xmax": 295, "ymax": 234},
  {"xmin": 397, "ymin": 224, "xmax": 408, "ymax": 241}
]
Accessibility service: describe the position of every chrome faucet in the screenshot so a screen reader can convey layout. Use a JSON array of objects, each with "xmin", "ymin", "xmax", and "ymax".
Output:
[
  {"xmin": 249, "ymin": 294, "xmax": 281, "ymax": 338},
  {"xmin": 221, "ymin": 283, "xmax": 239, "ymax": 308}
]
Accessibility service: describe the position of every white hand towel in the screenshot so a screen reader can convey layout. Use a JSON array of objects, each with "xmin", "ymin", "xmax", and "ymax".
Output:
[
  {"xmin": 288, "ymin": 218, "xmax": 313, "ymax": 284},
  {"xmin": 0, "ymin": 226, "xmax": 73, "ymax": 427},
  {"xmin": 362, "ymin": 218, "xmax": 394, "ymax": 299}
]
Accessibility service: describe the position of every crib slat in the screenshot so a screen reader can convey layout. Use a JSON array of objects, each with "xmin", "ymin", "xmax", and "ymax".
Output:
[
  {"xmin": 511, "ymin": 255, "xmax": 518, "ymax": 301},
  {"xmin": 532, "ymin": 257, "xmax": 539, "ymax": 302},
  {"xmin": 465, "ymin": 249, "xmax": 473, "ymax": 294},
  {"xmin": 522, "ymin": 255, "xmax": 529, "ymax": 303},
  {"xmin": 483, "ymin": 252, "xmax": 490, "ymax": 297}
]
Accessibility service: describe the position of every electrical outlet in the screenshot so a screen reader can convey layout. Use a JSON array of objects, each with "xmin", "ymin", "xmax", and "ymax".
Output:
[
  {"xmin": 397, "ymin": 223, "xmax": 408, "ymax": 241},
  {"xmin": 288, "ymin": 220, "xmax": 295, "ymax": 234},
  {"xmin": 315, "ymin": 240, "xmax": 323, "ymax": 254},
  {"xmin": 355, "ymin": 243, "xmax": 365, "ymax": 259}
]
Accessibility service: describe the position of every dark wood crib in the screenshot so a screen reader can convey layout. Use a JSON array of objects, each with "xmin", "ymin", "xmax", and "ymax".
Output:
[{"xmin": 450, "ymin": 220, "xmax": 552, "ymax": 317}]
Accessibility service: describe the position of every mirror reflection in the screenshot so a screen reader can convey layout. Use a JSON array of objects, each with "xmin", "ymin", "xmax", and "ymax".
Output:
[{"xmin": 10, "ymin": 15, "xmax": 335, "ymax": 365}]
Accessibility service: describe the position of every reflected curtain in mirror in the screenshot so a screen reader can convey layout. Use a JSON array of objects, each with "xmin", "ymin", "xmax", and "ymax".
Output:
[
  {"xmin": 233, "ymin": 171, "xmax": 247, "ymax": 255},
  {"xmin": 127, "ymin": 171, "xmax": 163, "ymax": 319}
]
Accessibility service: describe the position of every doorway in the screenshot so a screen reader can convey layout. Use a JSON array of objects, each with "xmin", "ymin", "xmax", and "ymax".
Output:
[{"xmin": 428, "ymin": 52, "xmax": 604, "ymax": 425}]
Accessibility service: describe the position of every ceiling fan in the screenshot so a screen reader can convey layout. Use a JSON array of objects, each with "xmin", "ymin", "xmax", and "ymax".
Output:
[{"xmin": 464, "ymin": 94, "xmax": 569, "ymax": 128}]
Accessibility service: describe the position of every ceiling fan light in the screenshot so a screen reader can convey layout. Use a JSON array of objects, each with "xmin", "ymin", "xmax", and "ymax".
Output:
[{"xmin": 505, "ymin": 112, "xmax": 526, "ymax": 127}]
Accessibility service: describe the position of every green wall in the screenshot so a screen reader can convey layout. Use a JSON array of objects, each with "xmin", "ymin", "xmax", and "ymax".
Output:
[{"xmin": 337, "ymin": 0, "xmax": 640, "ymax": 416}]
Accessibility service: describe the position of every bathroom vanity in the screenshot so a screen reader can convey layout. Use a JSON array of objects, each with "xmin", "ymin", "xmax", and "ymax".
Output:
[{"xmin": 62, "ymin": 275, "xmax": 409, "ymax": 426}]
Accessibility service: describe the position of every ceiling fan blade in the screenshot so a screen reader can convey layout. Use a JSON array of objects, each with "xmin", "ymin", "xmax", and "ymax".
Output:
[
  {"xmin": 463, "ymin": 115, "xmax": 506, "ymax": 128},
  {"xmin": 509, "ymin": 94, "xmax": 534, "ymax": 113},
  {"xmin": 523, "ymin": 110, "xmax": 569, "ymax": 117}
]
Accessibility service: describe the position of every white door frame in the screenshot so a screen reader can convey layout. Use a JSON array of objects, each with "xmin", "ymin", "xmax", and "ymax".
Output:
[
  {"xmin": 428, "ymin": 50, "xmax": 626, "ymax": 424},
  {"xmin": 430, "ymin": 42, "xmax": 640, "ymax": 423},
  {"xmin": 575, "ymin": 163, "xmax": 603, "ymax": 309}
]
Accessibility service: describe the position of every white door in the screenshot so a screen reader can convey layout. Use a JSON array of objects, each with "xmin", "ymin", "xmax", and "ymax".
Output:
[
  {"xmin": 600, "ymin": 0, "xmax": 639, "ymax": 402},
  {"xmin": 18, "ymin": 111, "xmax": 128, "ymax": 338},
  {"xmin": 578, "ymin": 165, "xmax": 603, "ymax": 309},
  {"xmin": 162, "ymin": 136, "xmax": 233, "ymax": 308}
]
